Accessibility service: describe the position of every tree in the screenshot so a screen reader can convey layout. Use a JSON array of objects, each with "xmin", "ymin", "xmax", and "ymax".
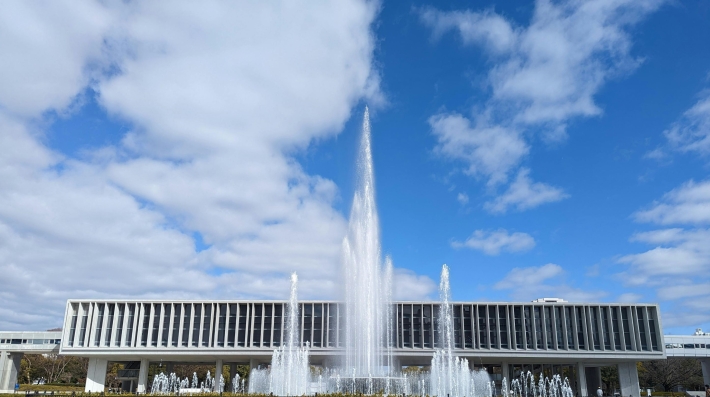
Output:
[
  {"xmin": 639, "ymin": 358, "xmax": 704, "ymax": 391},
  {"xmin": 601, "ymin": 366, "xmax": 619, "ymax": 396}
]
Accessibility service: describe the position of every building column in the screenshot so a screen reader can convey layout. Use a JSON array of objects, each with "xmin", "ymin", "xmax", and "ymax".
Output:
[
  {"xmin": 617, "ymin": 362, "xmax": 640, "ymax": 397},
  {"xmin": 501, "ymin": 362, "xmax": 510, "ymax": 385},
  {"xmin": 85, "ymin": 358, "xmax": 108, "ymax": 393},
  {"xmin": 249, "ymin": 358, "xmax": 259, "ymax": 371},
  {"xmin": 165, "ymin": 363, "xmax": 174, "ymax": 375},
  {"xmin": 215, "ymin": 359, "xmax": 223, "ymax": 392},
  {"xmin": 701, "ymin": 359, "xmax": 710, "ymax": 388},
  {"xmin": 0, "ymin": 352, "xmax": 23, "ymax": 392},
  {"xmin": 137, "ymin": 359, "xmax": 149, "ymax": 394},
  {"xmin": 577, "ymin": 363, "xmax": 588, "ymax": 397},
  {"xmin": 585, "ymin": 366, "xmax": 602, "ymax": 397}
]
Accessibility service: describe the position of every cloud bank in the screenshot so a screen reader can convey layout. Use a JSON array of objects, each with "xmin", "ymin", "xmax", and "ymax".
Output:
[{"xmin": 0, "ymin": 1, "xmax": 433, "ymax": 330}]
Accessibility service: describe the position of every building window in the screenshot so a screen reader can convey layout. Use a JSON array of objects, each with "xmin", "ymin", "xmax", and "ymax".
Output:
[
  {"xmin": 172, "ymin": 304, "xmax": 181, "ymax": 347},
  {"xmin": 523, "ymin": 306, "xmax": 533, "ymax": 349},
  {"xmin": 513, "ymin": 306, "xmax": 522, "ymax": 349},
  {"xmin": 182, "ymin": 304, "xmax": 191, "ymax": 347},
  {"xmin": 423, "ymin": 305, "xmax": 433, "ymax": 348},
  {"xmin": 544, "ymin": 306, "xmax": 554, "ymax": 349},
  {"xmin": 252, "ymin": 303, "xmax": 263, "ymax": 347},
  {"xmin": 237, "ymin": 303, "xmax": 247, "ymax": 347},
  {"xmin": 301, "ymin": 303, "xmax": 311, "ymax": 347},
  {"xmin": 648, "ymin": 307, "xmax": 659, "ymax": 351},
  {"xmin": 533, "ymin": 306, "xmax": 543, "ymax": 349},
  {"xmin": 637, "ymin": 307, "xmax": 648, "ymax": 351},
  {"xmin": 217, "ymin": 304, "xmax": 227, "ymax": 347},
  {"xmin": 489, "ymin": 306, "xmax": 498, "ymax": 349},
  {"xmin": 228, "ymin": 304, "xmax": 238, "ymax": 347},
  {"xmin": 68, "ymin": 305, "xmax": 78, "ymax": 347},
  {"xmin": 463, "ymin": 305, "xmax": 473, "ymax": 349},
  {"xmin": 499, "ymin": 306, "xmax": 509, "ymax": 349},
  {"xmin": 413, "ymin": 305, "xmax": 422, "ymax": 348},
  {"xmin": 272, "ymin": 304, "xmax": 282, "ymax": 347},
  {"xmin": 590, "ymin": 307, "xmax": 601, "ymax": 350},
  {"xmin": 105, "ymin": 304, "xmax": 114, "ymax": 347},
  {"xmin": 115, "ymin": 304, "xmax": 124, "ymax": 347},
  {"xmin": 78, "ymin": 304, "xmax": 89, "ymax": 347},
  {"xmin": 151, "ymin": 303, "xmax": 161, "ymax": 347},
  {"xmin": 565, "ymin": 306, "xmax": 575, "ymax": 349},
  {"xmin": 554, "ymin": 306, "xmax": 564, "ymax": 350},
  {"xmin": 95, "ymin": 303, "xmax": 105, "ymax": 347},
  {"xmin": 601, "ymin": 307, "xmax": 611, "ymax": 350},
  {"xmin": 140, "ymin": 304, "xmax": 150, "ymax": 347},
  {"xmin": 125, "ymin": 304, "xmax": 135, "ymax": 347},
  {"xmin": 192, "ymin": 304, "xmax": 201, "ymax": 347},
  {"xmin": 264, "ymin": 304, "xmax": 274, "ymax": 347},
  {"xmin": 575, "ymin": 307, "xmax": 586, "ymax": 350},
  {"xmin": 612, "ymin": 307, "xmax": 621, "ymax": 350},
  {"xmin": 454, "ymin": 305, "xmax": 462, "ymax": 349},
  {"xmin": 402, "ymin": 304, "xmax": 411, "ymax": 348},
  {"xmin": 161, "ymin": 304, "xmax": 171, "ymax": 347},
  {"xmin": 202, "ymin": 304, "xmax": 212, "ymax": 347}
]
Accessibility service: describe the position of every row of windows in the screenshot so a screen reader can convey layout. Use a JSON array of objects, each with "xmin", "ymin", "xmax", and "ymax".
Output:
[
  {"xmin": 64, "ymin": 301, "xmax": 662, "ymax": 353},
  {"xmin": 665, "ymin": 343, "xmax": 710, "ymax": 349},
  {"xmin": 395, "ymin": 304, "xmax": 662, "ymax": 352},
  {"xmin": 0, "ymin": 339, "xmax": 60, "ymax": 345}
]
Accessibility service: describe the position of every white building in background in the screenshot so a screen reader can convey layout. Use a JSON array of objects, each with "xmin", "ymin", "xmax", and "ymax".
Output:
[
  {"xmin": 5, "ymin": 300, "xmax": 705, "ymax": 396},
  {"xmin": 2, "ymin": 299, "xmax": 667, "ymax": 396}
]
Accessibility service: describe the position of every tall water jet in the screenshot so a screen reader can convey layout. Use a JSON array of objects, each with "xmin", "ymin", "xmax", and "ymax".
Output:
[{"xmin": 342, "ymin": 107, "xmax": 392, "ymax": 378}]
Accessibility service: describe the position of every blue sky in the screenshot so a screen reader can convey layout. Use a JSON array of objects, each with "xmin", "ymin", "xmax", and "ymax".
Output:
[{"xmin": 1, "ymin": 0, "xmax": 709, "ymax": 334}]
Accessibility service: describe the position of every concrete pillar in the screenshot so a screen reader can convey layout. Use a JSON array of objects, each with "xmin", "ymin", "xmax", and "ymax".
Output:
[
  {"xmin": 577, "ymin": 363, "xmax": 588, "ymax": 397},
  {"xmin": 137, "ymin": 359, "xmax": 149, "ymax": 394},
  {"xmin": 0, "ymin": 352, "xmax": 23, "ymax": 392},
  {"xmin": 502, "ymin": 362, "xmax": 510, "ymax": 385},
  {"xmin": 617, "ymin": 362, "xmax": 640, "ymax": 397},
  {"xmin": 585, "ymin": 367, "xmax": 602, "ymax": 397},
  {"xmin": 249, "ymin": 358, "xmax": 259, "ymax": 371},
  {"xmin": 700, "ymin": 359, "xmax": 710, "ymax": 388},
  {"xmin": 165, "ymin": 363, "xmax": 174, "ymax": 375},
  {"xmin": 85, "ymin": 358, "xmax": 108, "ymax": 393},
  {"xmin": 215, "ymin": 359, "xmax": 223, "ymax": 392}
]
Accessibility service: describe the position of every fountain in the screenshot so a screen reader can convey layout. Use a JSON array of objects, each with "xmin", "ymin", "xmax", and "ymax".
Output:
[
  {"xmin": 239, "ymin": 109, "xmax": 577, "ymax": 396},
  {"xmin": 248, "ymin": 273, "xmax": 310, "ymax": 395},
  {"xmin": 430, "ymin": 265, "xmax": 493, "ymax": 397},
  {"xmin": 341, "ymin": 106, "xmax": 393, "ymax": 380}
]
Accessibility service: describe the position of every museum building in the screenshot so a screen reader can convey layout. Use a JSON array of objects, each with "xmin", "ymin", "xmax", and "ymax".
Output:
[{"xmin": 0, "ymin": 299, "xmax": 672, "ymax": 396}]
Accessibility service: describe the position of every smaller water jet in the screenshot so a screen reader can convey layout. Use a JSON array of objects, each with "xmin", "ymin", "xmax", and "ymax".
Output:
[{"xmin": 248, "ymin": 273, "xmax": 310, "ymax": 395}]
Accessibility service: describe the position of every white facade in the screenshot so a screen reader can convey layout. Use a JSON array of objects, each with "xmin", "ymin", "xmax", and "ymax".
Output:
[{"xmin": 53, "ymin": 299, "xmax": 666, "ymax": 396}]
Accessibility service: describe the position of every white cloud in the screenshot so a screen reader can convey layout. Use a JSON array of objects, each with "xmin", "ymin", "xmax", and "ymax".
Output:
[
  {"xmin": 634, "ymin": 180, "xmax": 710, "ymax": 225},
  {"xmin": 617, "ymin": 293, "xmax": 642, "ymax": 303},
  {"xmin": 618, "ymin": 179, "xmax": 710, "ymax": 327},
  {"xmin": 457, "ymin": 193, "xmax": 469, "ymax": 205},
  {"xmin": 494, "ymin": 263, "xmax": 605, "ymax": 302},
  {"xmin": 495, "ymin": 263, "xmax": 563, "ymax": 289},
  {"xmin": 452, "ymin": 229, "xmax": 535, "ymax": 255},
  {"xmin": 663, "ymin": 91, "xmax": 710, "ymax": 155},
  {"xmin": 0, "ymin": 1, "xmax": 407, "ymax": 330},
  {"xmin": 429, "ymin": 113, "xmax": 528, "ymax": 185},
  {"xmin": 392, "ymin": 268, "xmax": 437, "ymax": 301},
  {"xmin": 419, "ymin": 8, "xmax": 516, "ymax": 55},
  {"xmin": 421, "ymin": 0, "xmax": 662, "ymax": 206},
  {"xmin": 619, "ymin": 228, "xmax": 710, "ymax": 285},
  {"xmin": 484, "ymin": 168, "xmax": 569, "ymax": 213}
]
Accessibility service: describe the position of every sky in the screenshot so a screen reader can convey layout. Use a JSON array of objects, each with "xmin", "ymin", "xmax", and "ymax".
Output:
[{"xmin": 0, "ymin": 0, "xmax": 709, "ymax": 334}]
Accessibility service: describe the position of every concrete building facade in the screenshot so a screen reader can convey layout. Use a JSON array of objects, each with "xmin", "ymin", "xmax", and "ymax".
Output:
[
  {"xmin": 48, "ymin": 299, "xmax": 665, "ymax": 395},
  {"xmin": 1, "ymin": 299, "xmax": 672, "ymax": 395}
]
